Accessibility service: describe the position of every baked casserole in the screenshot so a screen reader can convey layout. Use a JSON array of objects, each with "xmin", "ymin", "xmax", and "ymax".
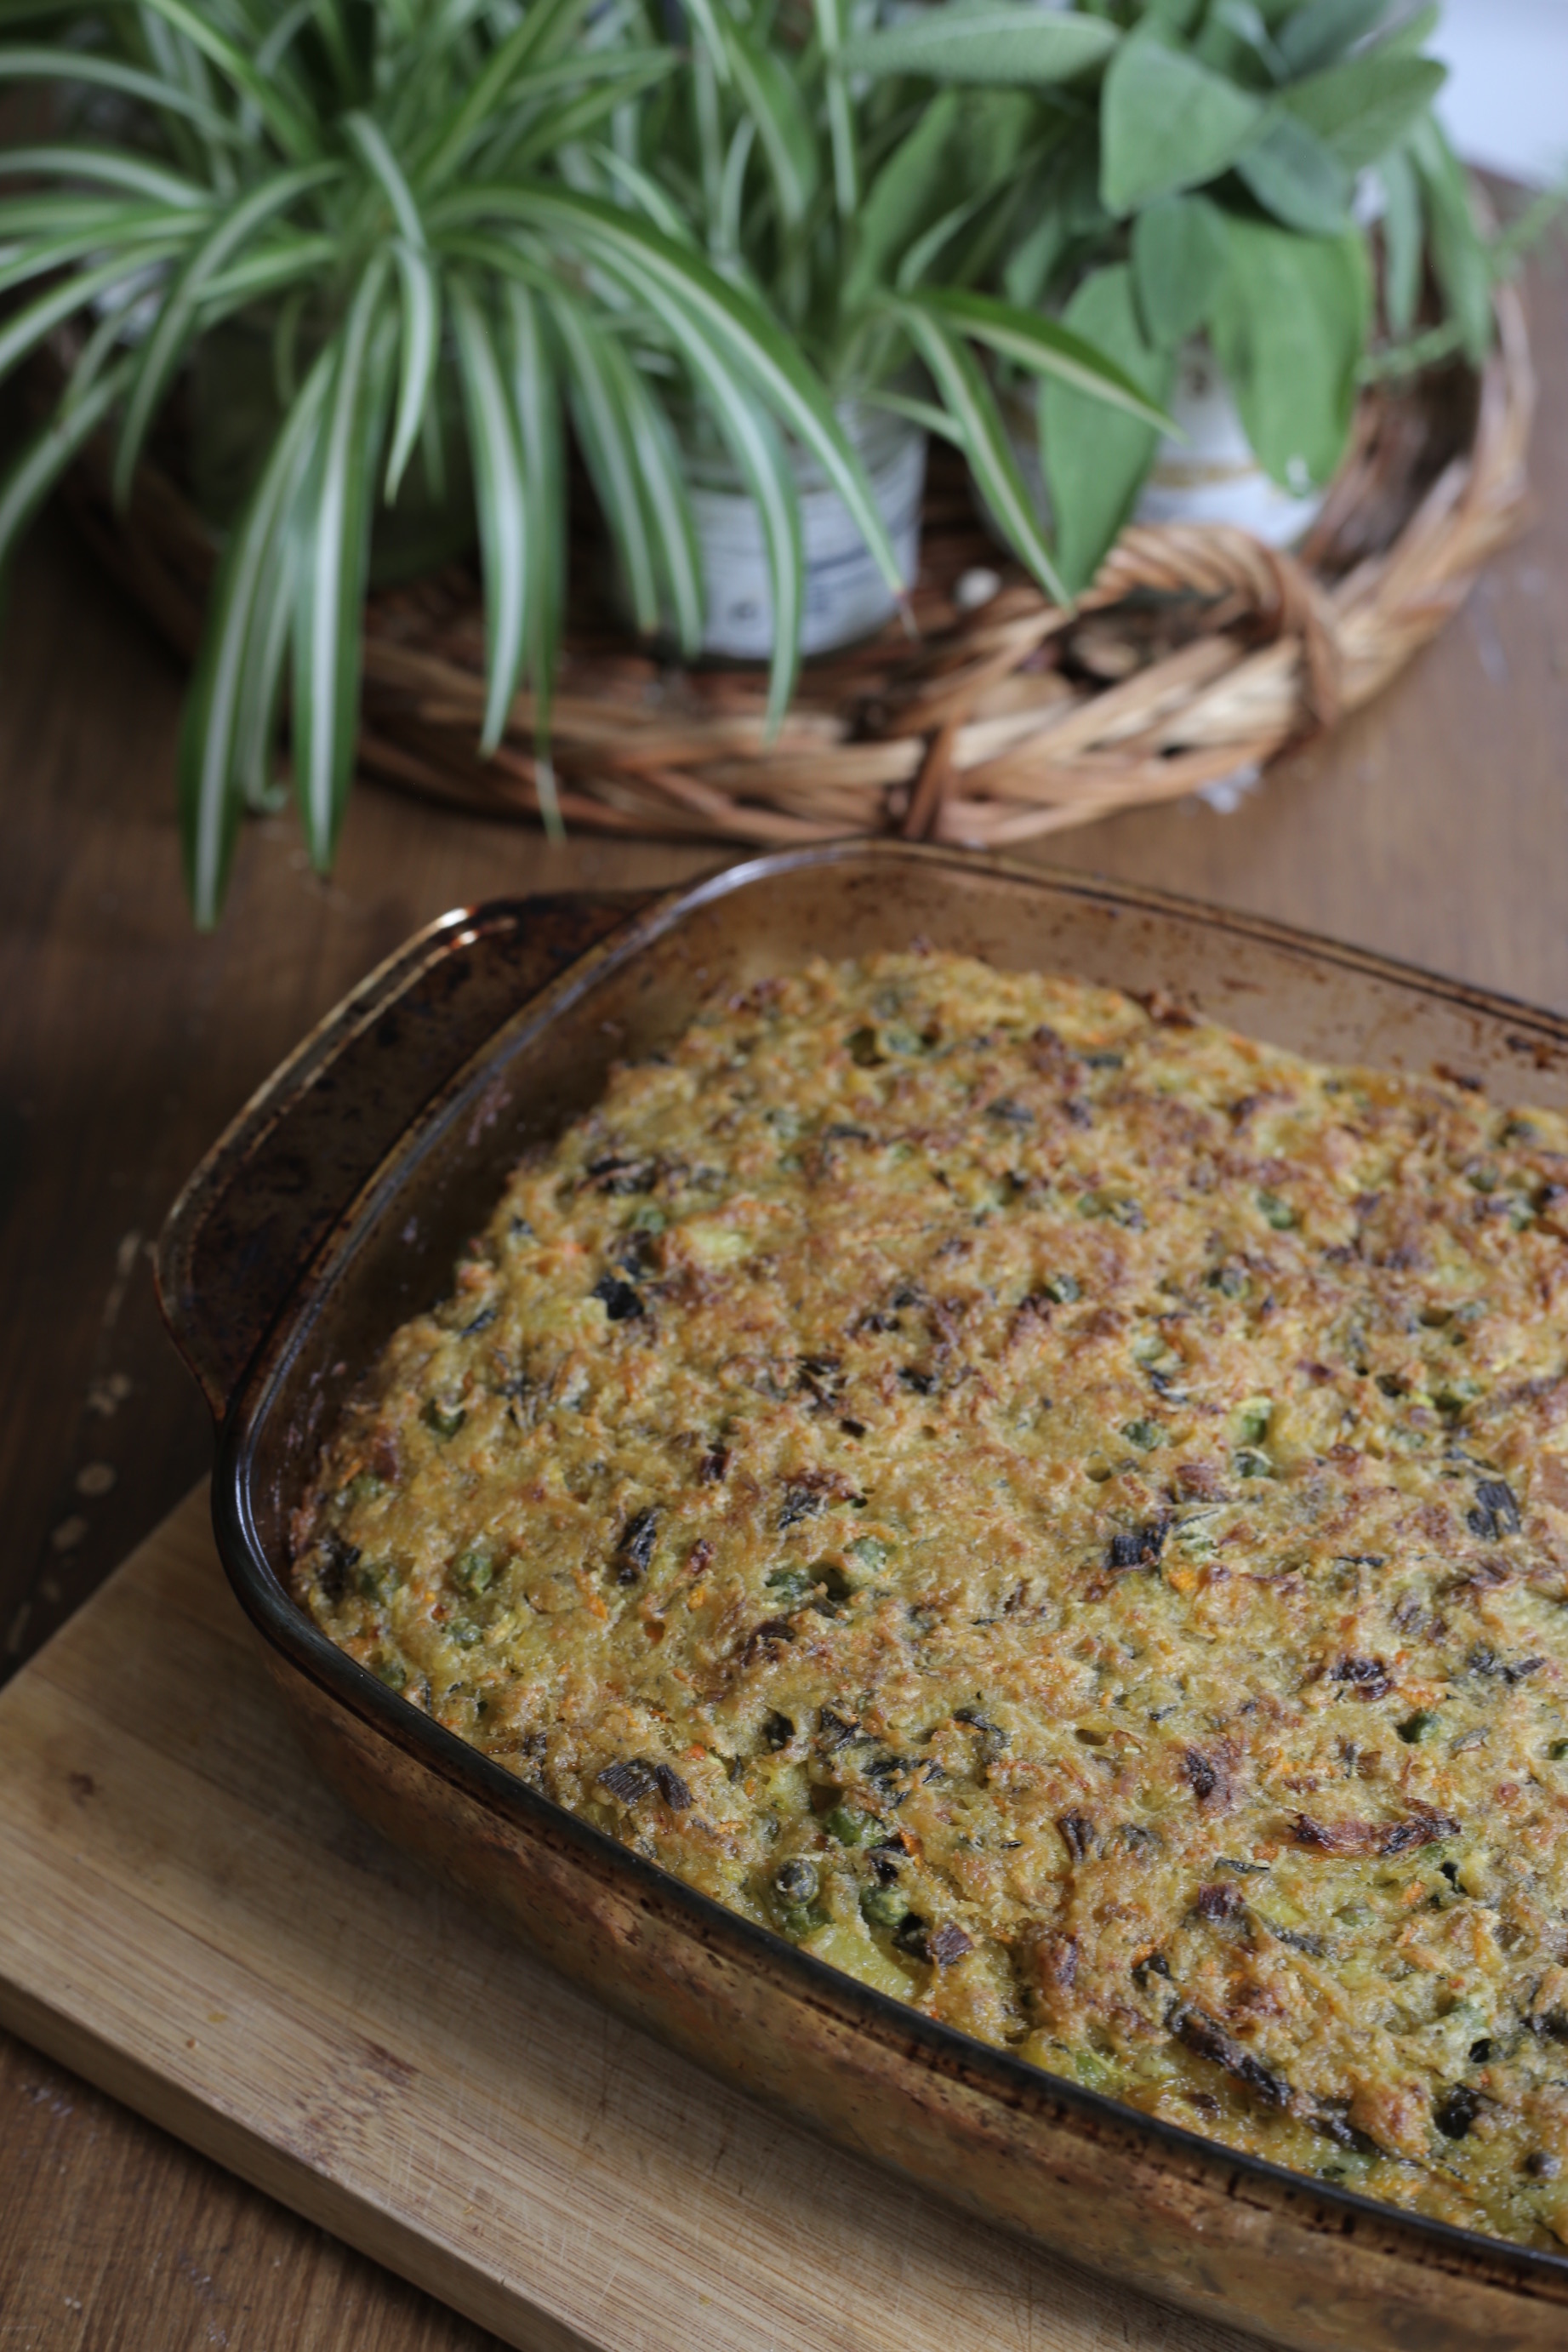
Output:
[{"xmin": 296, "ymin": 951, "xmax": 1568, "ymax": 2248}]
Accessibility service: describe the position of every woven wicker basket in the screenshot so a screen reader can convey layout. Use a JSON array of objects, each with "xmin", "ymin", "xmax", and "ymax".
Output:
[{"xmin": 55, "ymin": 280, "xmax": 1533, "ymax": 850}]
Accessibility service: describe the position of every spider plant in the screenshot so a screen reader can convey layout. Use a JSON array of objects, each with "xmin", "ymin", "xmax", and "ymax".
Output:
[
  {"xmin": 0, "ymin": 0, "xmax": 926, "ymax": 922},
  {"xmin": 565, "ymin": 0, "xmax": 1177, "ymax": 609}
]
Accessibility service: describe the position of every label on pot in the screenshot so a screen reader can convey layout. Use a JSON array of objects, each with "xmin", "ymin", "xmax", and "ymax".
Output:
[{"xmin": 694, "ymin": 428, "xmax": 926, "ymax": 660}]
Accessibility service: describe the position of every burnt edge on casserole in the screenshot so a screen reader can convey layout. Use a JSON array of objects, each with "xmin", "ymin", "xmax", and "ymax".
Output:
[{"xmin": 291, "ymin": 948, "xmax": 1568, "ymax": 2250}]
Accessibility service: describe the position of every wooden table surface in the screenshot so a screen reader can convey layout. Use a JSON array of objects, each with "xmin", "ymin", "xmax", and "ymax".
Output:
[{"xmin": 1, "ymin": 230, "xmax": 1565, "ymax": 2349}]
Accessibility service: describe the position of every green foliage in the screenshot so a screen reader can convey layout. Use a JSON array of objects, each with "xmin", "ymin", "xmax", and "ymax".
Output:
[
  {"xmin": 0, "ymin": 0, "xmax": 907, "ymax": 918},
  {"xmin": 842, "ymin": 3, "xmax": 1116, "ymax": 88},
  {"xmin": 1208, "ymin": 216, "xmax": 1371, "ymax": 488},
  {"xmin": 1131, "ymin": 195, "xmax": 1228, "ymax": 347},
  {"xmin": 1376, "ymin": 143, "xmax": 1423, "ymax": 338},
  {"xmin": 1101, "ymin": 28, "xmax": 1265, "ymax": 214},
  {"xmin": 619, "ymin": 4, "xmax": 1172, "ymax": 619},
  {"xmin": 1042, "ymin": 264, "xmax": 1172, "ymax": 596},
  {"xmin": 946, "ymin": 0, "xmax": 1528, "ymax": 587},
  {"xmin": 0, "ymin": 0, "xmax": 1542, "ymax": 916},
  {"xmin": 1234, "ymin": 112, "xmax": 1351, "ymax": 236},
  {"xmin": 892, "ymin": 289, "xmax": 1068, "ymax": 602},
  {"xmin": 1277, "ymin": 0, "xmax": 1390, "ymax": 77},
  {"xmin": 1280, "ymin": 53, "xmax": 1446, "ymax": 169},
  {"xmin": 1407, "ymin": 110, "xmax": 1494, "ymax": 365},
  {"xmin": 843, "ymin": 88, "xmax": 961, "ymax": 314}
]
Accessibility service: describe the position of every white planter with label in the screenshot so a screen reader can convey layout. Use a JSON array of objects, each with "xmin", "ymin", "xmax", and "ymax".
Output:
[
  {"xmin": 1000, "ymin": 337, "xmax": 1326, "ymax": 552},
  {"xmin": 1135, "ymin": 340, "xmax": 1326, "ymax": 545},
  {"xmin": 688, "ymin": 405, "xmax": 926, "ymax": 660}
]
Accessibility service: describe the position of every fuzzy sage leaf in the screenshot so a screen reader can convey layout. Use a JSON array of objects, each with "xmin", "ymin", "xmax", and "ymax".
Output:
[
  {"xmin": 1131, "ymin": 194, "xmax": 1228, "ymax": 347},
  {"xmin": 1101, "ymin": 29, "xmax": 1267, "ymax": 214},
  {"xmin": 1043, "ymin": 264, "xmax": 1172, "ymax": 597},
  {"xmin": 844, "ymin": 3, "xmax": 1116, "ymax": 88}
]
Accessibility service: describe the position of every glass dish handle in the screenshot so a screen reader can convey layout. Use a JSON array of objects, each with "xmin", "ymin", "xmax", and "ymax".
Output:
[{"xmin": 155, "ymin": 890, "xmax": 650, "ymax": 1420}]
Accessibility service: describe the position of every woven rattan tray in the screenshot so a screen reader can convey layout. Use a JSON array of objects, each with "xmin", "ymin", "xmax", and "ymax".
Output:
[{"xmin": 56, "ymin": 283, "xmax": 1531, "ymax": 849}]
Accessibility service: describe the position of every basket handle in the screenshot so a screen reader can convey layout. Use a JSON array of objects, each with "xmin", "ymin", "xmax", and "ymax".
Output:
[{"xmin": 155, "ymin": 890, "xmax": 652, "ymax": 1422}]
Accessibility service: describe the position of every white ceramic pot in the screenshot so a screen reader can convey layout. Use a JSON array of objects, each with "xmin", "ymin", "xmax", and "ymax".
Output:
[
  {"xmin": 1135, "ymin": 340, "xmax": 1326, "ymax": 545},
  {"xmin": 687, "ymin": 404, "xmax": 926, "ymax": 660},
  {"xmin": 999, "ymin": 336, "xmax": 1326, "ymax": 553}
]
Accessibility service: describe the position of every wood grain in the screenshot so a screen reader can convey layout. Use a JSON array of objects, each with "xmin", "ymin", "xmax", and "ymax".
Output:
[
  {"xmin": 0, "ymin": 225, "xmax": 1561, "ymax": 2347},
  {"xmin": 0, "ymin": 1484, "xmax": 1261, "ymax": 2352},
  {"xmin": 0, "ymin": 2036, "xmax": 505, "ymax": 2352}
]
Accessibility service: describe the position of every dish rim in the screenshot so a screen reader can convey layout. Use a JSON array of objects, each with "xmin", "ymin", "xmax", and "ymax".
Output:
[{"xmin": 204, "ymin": 838, "xmax": 1568, "ymax": 2296}]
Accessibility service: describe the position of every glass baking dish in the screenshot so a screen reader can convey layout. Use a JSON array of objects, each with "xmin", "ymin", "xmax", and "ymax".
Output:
[{"xmin": 157, "ymin": 843, "xmax": 1568, "ymax": 2351}]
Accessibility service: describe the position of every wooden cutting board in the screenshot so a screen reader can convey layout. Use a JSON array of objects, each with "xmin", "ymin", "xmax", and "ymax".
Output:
[{"xmin": 0, "ymin": 1486, "xmax": 1263, "ymax": 2352}]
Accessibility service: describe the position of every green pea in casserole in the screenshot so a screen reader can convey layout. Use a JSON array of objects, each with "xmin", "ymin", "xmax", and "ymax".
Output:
[{"xmin": 296, "ymin": 952, "xmax": 1568, "ymax": 2247}]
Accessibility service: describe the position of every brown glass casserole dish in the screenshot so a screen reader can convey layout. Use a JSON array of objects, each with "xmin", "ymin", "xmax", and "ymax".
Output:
[{"xmin": 157, "ymin": 842, "xmax": 1568, "ymax": 2352}]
